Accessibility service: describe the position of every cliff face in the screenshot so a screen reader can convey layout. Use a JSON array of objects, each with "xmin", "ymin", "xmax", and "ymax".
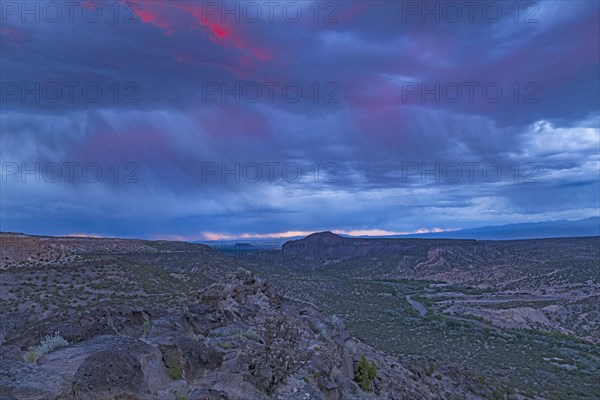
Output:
[
  {"xmin": 281, "ymin": 231, "xmax": 479, "ymax": 264},
  {"xmin": 0, "ymin": 267, "xmax": 453, "ymax": 400}
]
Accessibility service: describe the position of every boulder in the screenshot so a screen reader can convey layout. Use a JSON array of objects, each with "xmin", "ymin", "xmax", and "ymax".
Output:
[
  {"xmin": 189, "ymin": 388, "xmax": 229, "ymax": 399},
  {"xmin": 70, "ymin": 349, "xmax": 146, "ymax": 399}
]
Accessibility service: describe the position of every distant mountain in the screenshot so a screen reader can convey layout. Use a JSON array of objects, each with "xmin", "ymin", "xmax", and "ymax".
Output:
[
  {"xmin": 197, "ymin": 217, "xmax": 599, "ymax": 249},
  {"xmin": 198, "ymin": 237, "xmax": 302, "ymax": 250},
  {"xmin": 385, "ymin": 217, "xmax": 600, "ymax": 240}
]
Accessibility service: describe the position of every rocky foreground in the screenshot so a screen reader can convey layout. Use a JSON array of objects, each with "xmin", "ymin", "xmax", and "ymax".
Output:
[
  {"xmin": 0, "ymin": 262, "xmax": 465, "ymax": 400},
  {"xmin": 7, "ymin": 233, "xmax": 598, "ymax": 399}
]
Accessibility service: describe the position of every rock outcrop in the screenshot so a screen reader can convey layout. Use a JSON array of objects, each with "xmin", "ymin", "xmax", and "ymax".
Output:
[{"xmin": 0, "ymin": 268, "xmax": 451, "ymax": 399}]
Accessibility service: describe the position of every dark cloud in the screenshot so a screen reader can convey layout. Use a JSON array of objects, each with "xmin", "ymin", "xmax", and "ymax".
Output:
[{"xmin": 1, "ymin": 0, "xmax": 598, "ymax": 238}]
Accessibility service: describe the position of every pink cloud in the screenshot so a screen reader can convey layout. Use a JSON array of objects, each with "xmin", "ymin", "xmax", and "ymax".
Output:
[
  {"xmin": 1, "ymin": 26, "xmax": 28, "ymax": 48},
  {"xmin": 136, "ymin": 7, "xmax": 175, "ymax": 35},
  {"xmin": 131, "ymin": 0, "xmax": 273, "ymax": 66}
]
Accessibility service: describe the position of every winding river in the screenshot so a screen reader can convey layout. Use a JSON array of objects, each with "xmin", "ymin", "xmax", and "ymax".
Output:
[{"xmin": 406, "ymin": 295, "xmax": 427, "ymax": 316}]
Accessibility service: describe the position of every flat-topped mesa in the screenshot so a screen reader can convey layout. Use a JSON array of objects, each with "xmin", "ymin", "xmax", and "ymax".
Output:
[
  {"xmin": 281, "ymin": 231, "xmax": 482, "ymax": 264},
  {"xmin": 300, "ymin": 231, "xmax": 345, "ymax": 243},
  {"xmin": 282, "ymin": 231, "xmax": 363, "ymax": 262}
]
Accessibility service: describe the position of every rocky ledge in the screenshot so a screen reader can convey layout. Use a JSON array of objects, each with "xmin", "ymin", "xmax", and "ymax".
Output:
[{"xmin": 1, "ymin": 269, "xmax": 464, "ymax": 400}]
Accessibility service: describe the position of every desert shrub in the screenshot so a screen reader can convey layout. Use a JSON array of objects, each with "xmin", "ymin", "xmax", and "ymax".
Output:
[
  {"xmin": 355, "ymin": 355, "xmax": 377, "ymax": 391},
  {"xmin": 331, "ymin": 314, "xmax": 346, "ymax": 333},
  {"xmin": 26, "ymin": 332, "xmax": 70, "ymax": 362},
  {"xmin": 168, "ymin": 358, "xmax": 182, "ymax": 380},
  {"xmin": 219, "ymin": 341, "xmax": 234, "ymax": 349},
  {"xmin": 424, "ymin": 363, "xmax": 437, "ymax": 377}
]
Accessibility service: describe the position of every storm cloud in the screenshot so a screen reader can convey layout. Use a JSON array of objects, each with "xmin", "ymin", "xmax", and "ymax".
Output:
[{"xmin": 1, "ymin": 0, "xmax": 598, "ymax": 238}]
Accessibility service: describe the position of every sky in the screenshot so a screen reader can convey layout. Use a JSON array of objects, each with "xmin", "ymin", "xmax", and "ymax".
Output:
[{"xmin": 1, "ymin": 0, "xmax": 599, "ymax": 240}]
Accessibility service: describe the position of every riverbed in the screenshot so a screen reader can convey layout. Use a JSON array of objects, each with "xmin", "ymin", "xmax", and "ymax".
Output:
[{"xmin": 406, "ymin": 295, "xmax": 427, "ymax": 316}]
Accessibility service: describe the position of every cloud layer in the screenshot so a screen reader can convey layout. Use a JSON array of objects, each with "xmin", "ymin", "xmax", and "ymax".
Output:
[{"xmin": 1, "ymin": 0, "xmax": 598, "ymax": 239}]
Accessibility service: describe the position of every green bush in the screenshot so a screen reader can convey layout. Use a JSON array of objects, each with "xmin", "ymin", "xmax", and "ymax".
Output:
[
  {"xmin": 168, "ymin": 359, "xmax": 182, "ymax": 380},
  {"xmin": 424, "ymin": 363, "xmax": 437, "ymax": 377},
  {"xmin": 355, "ymin": 356, "xmax": 377, "ymax": 391},
  {"xmin": 26, "ymin": 332, "xmax": 70, "ymax": 363},
  {"xmin": 219, "ymin": 341, "xmax": 234, "ymax": 349}
]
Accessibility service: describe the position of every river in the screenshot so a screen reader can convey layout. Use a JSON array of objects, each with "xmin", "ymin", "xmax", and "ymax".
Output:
[{"xmin": 406, "ymin": 295, "xmax": 427, "ymax": 316}]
